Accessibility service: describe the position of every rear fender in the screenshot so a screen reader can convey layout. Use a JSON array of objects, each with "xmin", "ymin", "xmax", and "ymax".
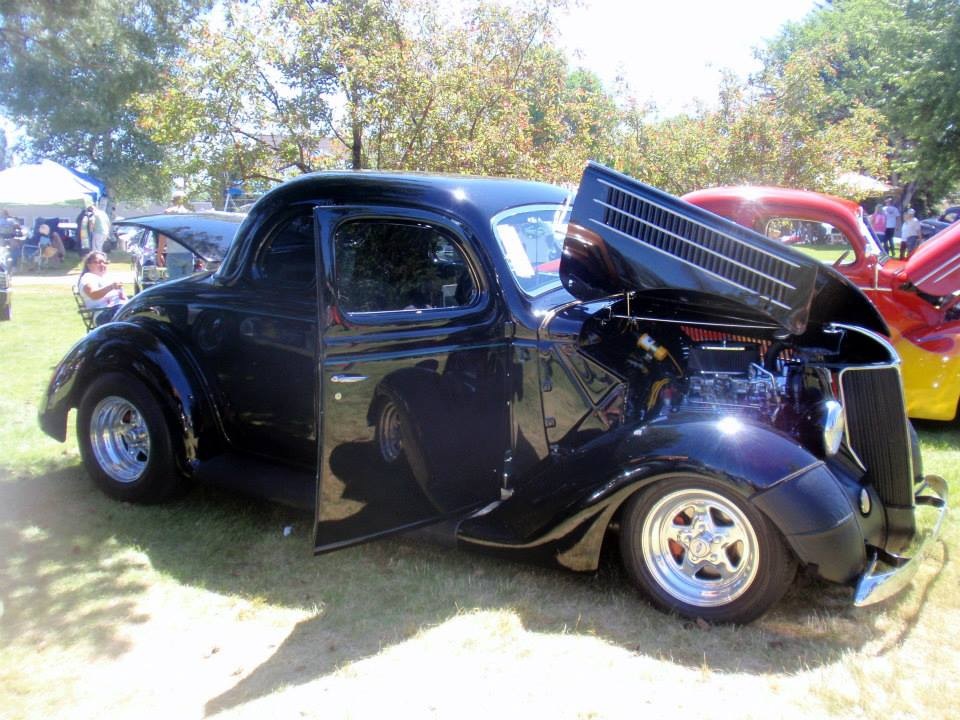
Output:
[{"xmin": 39, "ymin": 321, "xmax": 220, "ymax": 474}]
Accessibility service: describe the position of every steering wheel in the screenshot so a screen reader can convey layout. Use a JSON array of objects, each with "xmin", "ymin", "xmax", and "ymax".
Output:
[{"xmin": 832, "ymin": 250, "xmax": 851, "ymax": 268}]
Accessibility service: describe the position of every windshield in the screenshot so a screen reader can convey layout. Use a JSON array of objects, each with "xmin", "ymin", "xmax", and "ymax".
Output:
[{"xmin": 491, "ymin": 203, "xmax": 571, "ymax": 296}]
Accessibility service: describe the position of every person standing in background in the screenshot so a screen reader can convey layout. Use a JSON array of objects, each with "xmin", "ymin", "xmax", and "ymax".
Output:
[
  {"xmin": 164, "ymin": 189, "xmax": 190, "ymax": 214},
  {"xmin": 870, "ymin": 204, "xmax": 886, "ymax": 241},
  {"xmin": 899, "ymin": 209, "xmax": 922, "ymax": 259},
  {"xmin": 158, "ymin": 190, "xmax": 194, "ymax": 280},
  {"xmin": 882, "ymin": 197, "xmax": 900, "ymax": 255},
  {"xmin": 0, "ymin": 209, "xmax": 18, "ymax": 241},
  {"xmin": 85, "ymin": 203, "xmax": 111, "ymax": 253}
]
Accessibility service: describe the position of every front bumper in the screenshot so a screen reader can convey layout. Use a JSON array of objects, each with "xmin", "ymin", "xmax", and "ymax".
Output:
[{"xmin": 854, "ymin": 475, "xmax": 949, "ymax": 606}]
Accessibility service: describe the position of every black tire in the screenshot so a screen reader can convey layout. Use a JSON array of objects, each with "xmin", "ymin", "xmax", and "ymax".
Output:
[
  {"xmin": 0, "ymin": 301, "xmax": 10, "ymax": 321},
  {"xmin": 77, "ymin": 372, "xmax": 184, "ymax": 503},
  {"xmin": 620, "ymin": 475, "xmax": 797, "ymax": 624}
]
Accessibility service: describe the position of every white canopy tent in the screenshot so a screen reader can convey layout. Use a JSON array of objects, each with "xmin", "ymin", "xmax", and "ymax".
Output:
[
  {"xmin": 0, "ymin": 160, "xmax": 102, "ymax": 206},
  {"xmin": 836, "ymin": 171, "xmax": 894, "ymax": 199}
]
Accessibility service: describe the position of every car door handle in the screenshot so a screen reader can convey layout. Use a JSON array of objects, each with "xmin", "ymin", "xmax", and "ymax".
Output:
[{"xmin": 330, "ymin": 374, "xmax": 368, "ymax": 384}]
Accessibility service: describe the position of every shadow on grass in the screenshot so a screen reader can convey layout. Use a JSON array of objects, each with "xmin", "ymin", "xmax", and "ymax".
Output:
[
  {"xmin": 0, "ymin": 465, "xmax": 149, "ymax": 659},
  {"xmin": 0, "ymin": 463, "xmax": 946, "ymax": 717}
]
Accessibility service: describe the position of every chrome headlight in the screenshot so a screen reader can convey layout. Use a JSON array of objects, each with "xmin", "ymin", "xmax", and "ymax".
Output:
[
  {"xmin": 822, "ymin": 400, "xmax": 845, "ymax": 456},
  {"xmin": 142, "ymin": 265, "xmax": 160, "ymax": 281}
]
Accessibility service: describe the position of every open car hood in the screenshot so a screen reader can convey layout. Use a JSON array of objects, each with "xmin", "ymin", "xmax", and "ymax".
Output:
[
  {"xmin": 904, "ymin": 221, "xmax": 960, "ymax": 296},
  {"xmin": 560, "ymin": 163, "xmax": 887, "ymax": 336},
  {"xmin": 115, "ymin": 212, "xmax": 245, "ymax": 262}
]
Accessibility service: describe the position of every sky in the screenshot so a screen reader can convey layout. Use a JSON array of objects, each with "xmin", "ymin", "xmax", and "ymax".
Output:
[
  {"xmin": 553, "ymin": 0, "xmax": 819, "ymax": 116},
  {"xmin": 1, "ymin": 0, "xmax": 820, "ymax": 159}
]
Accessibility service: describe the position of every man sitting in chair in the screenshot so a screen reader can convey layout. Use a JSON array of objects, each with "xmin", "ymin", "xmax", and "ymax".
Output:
[{"xmin": 78, "ymin": 251, "xmax": 127, "ymax": 326}]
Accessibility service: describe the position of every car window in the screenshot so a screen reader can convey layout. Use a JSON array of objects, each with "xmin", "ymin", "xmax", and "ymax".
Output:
[
  {"xmin": 334, "ymin": 220, "xmax": 477, "ymax": 313},
  {"xmin": 257, "ymin": 212, "xmax": 316, "ymax": 288},
  {"xmin": 761, "ymin": 217, "xmax": 863, "ymax": 266},
  {"xmin": 491, "ymin": 203, "xmax": 570, "ymax": 296}
]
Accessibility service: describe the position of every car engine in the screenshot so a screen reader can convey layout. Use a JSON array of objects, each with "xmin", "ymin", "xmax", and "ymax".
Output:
[{"xmin": 578, "ymin": 306, "xmax": 835, "ymax": 432}]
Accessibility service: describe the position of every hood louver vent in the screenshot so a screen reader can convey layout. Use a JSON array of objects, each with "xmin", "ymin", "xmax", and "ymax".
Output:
[
  {"xmin": 599, "ymin": 180, "xmax": 800, "ymax": 311},
  {"xmin": 562, "ymin": 163, "xmax": 823, "ymax": 335}
]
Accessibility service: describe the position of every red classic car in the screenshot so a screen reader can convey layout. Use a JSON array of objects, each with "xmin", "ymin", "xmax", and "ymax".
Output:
[{"xmin": 684, "ymin": 186, "xmax": 960, "ymax": 421}]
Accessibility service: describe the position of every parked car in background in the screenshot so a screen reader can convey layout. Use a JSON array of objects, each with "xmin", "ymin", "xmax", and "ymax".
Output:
[
  {"xmin": 684, "ymin": 186, "xmax": 960, "ymax": 421},
  {"xmin": 920, "ymin": 205, "xmax": 959, "ymax": 239},
  {"xmin": 119, "ymin": 212, "xmax": 244, "ymax": 294},
  {"xmin": 39, "ymin": 164, "xmax": 946, "ymax": 624}
]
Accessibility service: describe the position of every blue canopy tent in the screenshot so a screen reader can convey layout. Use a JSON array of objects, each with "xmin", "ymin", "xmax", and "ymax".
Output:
[{"xmin": 65, "ymin": 166, "xmax": 107, "ymax": 203}]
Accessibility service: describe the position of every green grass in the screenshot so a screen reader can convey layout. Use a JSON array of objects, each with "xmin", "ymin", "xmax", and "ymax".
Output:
[
  {"xmin": 1, "ymin": 269, "xmax": 958, "ymax": 719},
  {"xmin": 791, "ymin": 243, "xmax": 849, "ymax": 264}
]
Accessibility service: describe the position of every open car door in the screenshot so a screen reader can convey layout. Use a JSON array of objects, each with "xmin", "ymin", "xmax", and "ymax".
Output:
[{"xmin": 313, "ymin": 205, "xmax": 508, "ymax": 552}]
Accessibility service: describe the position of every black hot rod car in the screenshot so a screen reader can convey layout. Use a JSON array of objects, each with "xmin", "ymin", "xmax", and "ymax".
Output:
[{"xmin": 39, "ymin": 163, "xmax": 947, "ymax": 623}]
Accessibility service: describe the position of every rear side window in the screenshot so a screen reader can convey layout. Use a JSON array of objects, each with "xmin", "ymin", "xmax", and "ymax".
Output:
[
  {"xmin": 334, "ymin": 220, "xmax": 477, "ymax": 313},
  {"xmin": 257, "ymin": 212, "xmax": 316, "ymax": 287}
]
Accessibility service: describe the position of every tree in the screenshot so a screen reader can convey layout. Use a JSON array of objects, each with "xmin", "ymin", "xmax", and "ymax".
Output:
[
  {"xmin": 757, "ymin": 0, "xmax": 960, "ymax": 210},
  {"xmin": 138, "ymin": 0, "xmax": 614, "ymax": 192},
  {"xmin": 612, "ymin": 61, "xmax": 886, "ymax": 197},
  {"xmin": 0, "ymin": 0, "xmax": 210, "ymax": 199},
  {"xmin": 135, "ymin": 2, "xmax": 321, "ymax": 203},
  {"xmin": 890, "ymin": 0, "xmax": 960, "ymax": 206},
  {"xmin": 0, "ymin": 128, "xmax": 9, "ymax": 170}
]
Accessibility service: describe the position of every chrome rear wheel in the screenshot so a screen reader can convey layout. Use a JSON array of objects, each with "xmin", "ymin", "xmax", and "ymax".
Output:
[
  {"xmin": 89, "ymin": 396, "xmax": 151, "ymax": 483},
  {"xmin": 376, "ymin": 399, "xmax": 404, "ymax": 465},
  {"xmin": 78, "ymin": 372, "xmax": 183, "ymax": 503}
]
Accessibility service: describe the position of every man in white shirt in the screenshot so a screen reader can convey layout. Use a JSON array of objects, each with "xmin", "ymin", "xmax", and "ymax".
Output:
[{"xmin": 882, "ymin": 197, "xmax": 900, "ymax": 255}]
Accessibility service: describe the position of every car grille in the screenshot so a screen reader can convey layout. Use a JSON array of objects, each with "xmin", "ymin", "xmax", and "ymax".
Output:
[
  {"xmin": 840, "ymin": 366, "xmax": 913, "ymax": 508},
  {"xmin": 0, "ymin": 270, "xmax": 8, "ymax": 290}
]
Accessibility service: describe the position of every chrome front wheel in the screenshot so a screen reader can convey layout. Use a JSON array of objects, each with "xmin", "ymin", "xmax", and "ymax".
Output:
[
  {"xmin": 641, "ymin": 488, "xmax": 760, "ymax": 607},
  {"xmin": 620, "ymin": 476, "xmax": 797, "ymax": 624}
]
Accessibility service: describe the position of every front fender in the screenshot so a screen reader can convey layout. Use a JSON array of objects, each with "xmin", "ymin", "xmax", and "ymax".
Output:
[
  {"xmin": 39, "ymin": 320, "xmax": 220, "ymax": 473},
  {"xmin": 458, "ymin": 418, "xmax": 863, "ymax": 579}
]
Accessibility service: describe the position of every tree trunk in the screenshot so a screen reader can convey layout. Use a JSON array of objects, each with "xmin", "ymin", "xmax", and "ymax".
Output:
[
  {"xmin": 352, "ymin": 119, "xmax": 363, "ymax": 170},
  {"xmin": 901, "ymin": 180, "xmax": 917, "ymax": 213}
]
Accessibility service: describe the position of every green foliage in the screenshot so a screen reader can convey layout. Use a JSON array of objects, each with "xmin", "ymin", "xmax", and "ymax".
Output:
[
  {"xmin": 758, "ymin": 0, "xmax": 960, "ymax": 208},
  {"xmin": 613, "ymin": 62, "xmax": 887, "ymax": 196},
  {"xmin": 6, "ymin": 0, "xmax": 954, "ymax": 209},
  {"xmin": 137, "ymin": 0, "xmax": 617, "ymax": 189},
  {"xmin": 0, "ymin": 0, "xmax": 210, "ymax": 200}
]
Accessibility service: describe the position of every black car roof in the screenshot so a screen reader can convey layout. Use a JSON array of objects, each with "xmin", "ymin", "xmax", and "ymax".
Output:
[{"xmin": 248, "ymin": 170, "xmax": 570, "ymax": 223}]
